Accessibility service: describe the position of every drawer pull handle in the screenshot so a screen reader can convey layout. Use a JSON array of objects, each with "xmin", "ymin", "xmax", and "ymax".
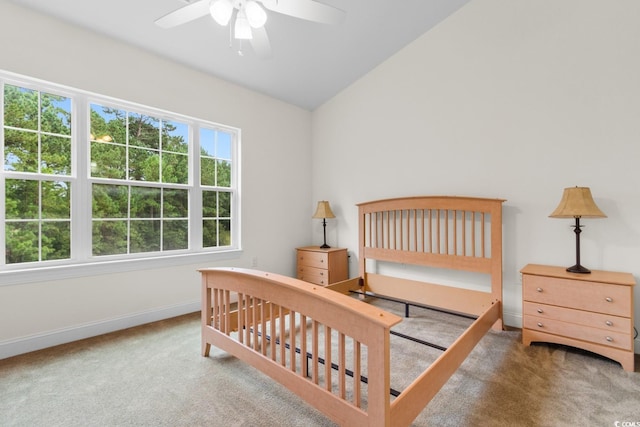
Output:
[
  {"xmin": 320, "ymin": 259, "xmax": 324, "ymax": 263},
  {"xmin": 536, "ymin": 287, "xmax": 543, "ymax": 293},
  {"xmin": 537, "ymin": 308, "xmax": 543, "ymax": 314},
  {"xmin": 605, "ymin": 336, "xmax": 613, "ymax": 342},
  {"xmin": 537, "ymin": 322, "xmax": 543, "ymax": 328},
  {"xmin": 319, "ymin": 272, "xmax": 324, "ymax": 276},
  {"xmin": 605, "ymin": 297, "xmax": 613, "ymax": 303},
  {"xmin": 605, "ymin": 320, "xmax": 613, "ymax": 327}
]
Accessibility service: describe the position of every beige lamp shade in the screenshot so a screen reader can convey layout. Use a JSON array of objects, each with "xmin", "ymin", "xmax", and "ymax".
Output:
[
  {"xmin": 549, "ymin": 187, "xmax": 606, "ymax": 219},
  {"xmin": 312, "ymin": 201, "xmax": 335, "ymax": 219}
]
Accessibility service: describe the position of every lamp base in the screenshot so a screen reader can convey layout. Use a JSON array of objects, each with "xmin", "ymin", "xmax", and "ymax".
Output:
[
  {"xmin": 566, "ymin": 264, "xmax": 591, "ymax": 274},
  {"xmin": 320, "ymin": 243, "xmax": 331, "ymax": 249}
]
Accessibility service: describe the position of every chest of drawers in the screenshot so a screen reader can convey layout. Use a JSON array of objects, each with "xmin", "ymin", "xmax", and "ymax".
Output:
[
  {"xmin": 296, "ymin": 246, "xmax": 348, "ymax": 286},
  {"xmin": 521, "ymin": 264, "xmax": 635, "ymax": 371}
]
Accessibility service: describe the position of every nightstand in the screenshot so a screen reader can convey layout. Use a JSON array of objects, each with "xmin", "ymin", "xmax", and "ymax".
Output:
[
  {"xmin": 296, "ymin": 246, "xmax": 348, "ymax": 286},
  {"xmin": 521, "ymin": 264, "xmax": 635, "ymax": 371}
]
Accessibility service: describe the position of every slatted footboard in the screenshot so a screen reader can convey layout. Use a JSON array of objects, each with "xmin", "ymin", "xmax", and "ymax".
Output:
[{"xmin": 200, "ymin": 267, "xmax": 402, "ymax": 426}]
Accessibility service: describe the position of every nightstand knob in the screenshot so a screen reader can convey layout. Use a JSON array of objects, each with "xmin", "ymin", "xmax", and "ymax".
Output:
[
  {"xmin": 537, "ymin": 308, "xmax": 543, "ymax": 314},
  {"xmin": 605, "ymin": 336, "xmax": 613, "ymax": 342},
  {"xmin": 536, "ymin": 287, "xmax": 543, "ymax": 293},
  {"xmin": 605, "ymin": 297, "xmax": 613, "ymax": 303},
  {"xmin": 537, "ymin": 322, "xmax": 543, "ymax": 328},
  {"xmin": 605, "ymin": 320, "xmax": 613, "ymax": 327}
]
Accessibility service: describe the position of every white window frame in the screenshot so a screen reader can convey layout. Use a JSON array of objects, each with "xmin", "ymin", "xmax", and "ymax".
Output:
[{"xmin": 0, "ymin": 71, "xmax": 242, "ymax": 286}]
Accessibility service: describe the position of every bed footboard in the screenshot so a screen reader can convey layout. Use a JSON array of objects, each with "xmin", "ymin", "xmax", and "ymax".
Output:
[{"xmin": 200, "ymin": 267, "xmax": 402, "ymax": 426}]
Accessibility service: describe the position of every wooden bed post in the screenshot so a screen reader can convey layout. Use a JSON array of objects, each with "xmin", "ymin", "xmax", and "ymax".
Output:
[{"xmin": 490, "ymin": 199, "xmax": 504, "ymax": 330}]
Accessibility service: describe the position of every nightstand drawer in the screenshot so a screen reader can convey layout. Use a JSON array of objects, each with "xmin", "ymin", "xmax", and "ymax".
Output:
[
  {"xmin": 297, "ymin": 251, "xmax": 329, "ymax": 269},
  {"xmin": 523, "ymin": 302, "xmax": 631, "ymax": 334},
  {"xmin": 297, "ymin": 266, "xmax": 329, "ymax": 285},
  {"xmin": 523, "ymin": 315, "xmax": 632, "ymax": 350},
  {"xmin": 523, "ymin": 275, "xmax": 630, "ymax": 315}
]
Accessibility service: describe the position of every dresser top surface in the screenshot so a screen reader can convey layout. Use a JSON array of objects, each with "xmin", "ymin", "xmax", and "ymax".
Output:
[
  {"xmin": 296, "ymin": 246, "xmax": 346, "ymax": 253},
  {"xmin": 521, "ymin": 264, "xmax": 635, "ymax": 286}
]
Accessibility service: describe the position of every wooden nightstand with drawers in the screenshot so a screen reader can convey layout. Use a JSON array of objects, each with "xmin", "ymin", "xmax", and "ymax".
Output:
[
  {"xmin": 296, "ymin": 246, "xmax": 348, "ymax": 286},
  {"xmin": 521, "ymin": 264, "xmax": 635, "ymax": 371}
]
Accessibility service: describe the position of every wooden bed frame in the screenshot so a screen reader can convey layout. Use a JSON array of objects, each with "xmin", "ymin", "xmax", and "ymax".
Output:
[{"xmin": 200, "ymin": 196, "xmax": 505, "ymax": 426}]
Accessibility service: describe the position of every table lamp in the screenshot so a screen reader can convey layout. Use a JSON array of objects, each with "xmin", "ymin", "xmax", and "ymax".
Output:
[
  {"xmin": 549, "ymin": 187, "xmax": 606, "ymax": 274},
  {"xmin": 312, "ymin": 201, "xmax": 335, "ymax": 249}
]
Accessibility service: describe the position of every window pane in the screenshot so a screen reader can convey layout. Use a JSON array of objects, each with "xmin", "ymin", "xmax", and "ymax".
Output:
[
  {"xmin": 219, "ymin": 191, "xmax": 231, "ymax": 217},
  {"xmin": 130, "ymin": 220, "xmax": 160, "ymax": 253},
  {"xmin": 41, "ymin": 134, "xmax": 71, "ymax": 175},
  {"xmin": 217, "ymin": 131, "xmax": 232, "ymax": 160},
  {"xmin": 93, "ymin": 184, "xmax": 128, "ymax": 218},
  {"xmin": 202, "ymin": 219, "xmax": 217, "ymax": 247},
  {"xmin": 4, "ymin": 84, "xmax": 38, "ymax": 130},
  {"xmin": 5, "ymin": 222, "xmax": 39, "ymax": 264},
  {"xmin": 200, "ymin": 157, "xmax": 215, "ymax": 186},
  {"xmin": 128, "ymin": 112, "xmax": 159, "ymax": 149},
  {"xmin": 163, "ymin": 189, "xmax": 188, "ymax": 218},
  {"xmin": 130, "ymin": 187, "xmax": 161, "ymax": 218},
  {"xmin": 92, "ymin": 220, "xmax": 127, "ymax": 256},
  {"xmin": 42, "ymin": 221, "xmax": 70, "ymax": 261},
  {"xmin": 163, "ymin": 120, "xmax": 188, "ymax": 154},
  {"xmin": 41, "ymin": 92, "xmax": 71, "ymax": 136},
  {"xmin": 163, "ymin": 220, "xmax": 188, "ymax": 250},
  {"xmin": 216, "ymin": 159, "xmax": 231, "ymax": 187},
  {"xmin": 91, "ymin": 141, "xmax": 126, "ymax": 179},
  {"xmin": 219, "ymin": 219, "xmax": 231, "ymax": 246},
  {"xmin": 128, "ymin": 147, "xmax": 159, "ymax": 181},
  {"xmin": 162, "ymin": 152, "xmax": 188, "ymax": 184},
  {"xmin": 200, "ymin": 128, "xmax": 215, "ymax": 157},
  {"xmin": 5, "ymin": 179, "xmax": 38, "ymax": 219},
  {"xmin": 202, "ymin": 191, "xmax": 217, "ymax": 217},
  {"xmin": 42, "ymin": 181, "xmax": 70, "ymax": 219},
  {"xmin": 90, "ymin": 104, "xmax": 126, "ymax": 144},
  {"xmin": 4, "ymin": 129, "xmax": 38, "ymax": 172}
]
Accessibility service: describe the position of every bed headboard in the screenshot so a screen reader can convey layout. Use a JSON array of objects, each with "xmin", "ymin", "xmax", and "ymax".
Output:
[{"xmin": 357, "ymin": 196, "xmax": 505, "ymax": 317}]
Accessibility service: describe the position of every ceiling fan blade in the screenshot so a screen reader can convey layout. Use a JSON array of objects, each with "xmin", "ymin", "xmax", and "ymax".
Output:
[
  {"xmin": 250, "ymin": 26, "xmax": 272, "ymax": 59},
  {"xmin": 260, "ymin": 0, "xmax": 345, "ymax": 25},
  {"xmin": 155, "ymin": 0, "xmax": 212, "ymax": 29}
]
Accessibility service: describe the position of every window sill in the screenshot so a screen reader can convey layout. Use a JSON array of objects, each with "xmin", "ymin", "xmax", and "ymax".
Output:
[{"xmin": 0, "ymin": 250, "xmax": 243, "ymax": 286}]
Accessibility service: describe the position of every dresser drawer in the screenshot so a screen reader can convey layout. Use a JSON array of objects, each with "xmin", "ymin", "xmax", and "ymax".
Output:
[
  {"xmin": 297, "ymin": 266, "xmax": 329, "ymax": 285},
  {"xmin": 524, "ymin": 315, "xmax": 632, "ymax": 350},
  {"xmin": 523, "ymin": 275, "xmax": 631, "ymax": 316},
  {"xmin": 297, "ymin": 251, "xmax": 329, "ymax": 269},
  {"xmin": 523, "ymin": 301, "xmax": 631, "ymax": 334}
]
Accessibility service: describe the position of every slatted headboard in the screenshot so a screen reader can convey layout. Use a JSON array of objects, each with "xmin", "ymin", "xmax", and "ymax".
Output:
[{"xmin": 356, "ymin": 196, "xmax": 505, "ymax": 323}]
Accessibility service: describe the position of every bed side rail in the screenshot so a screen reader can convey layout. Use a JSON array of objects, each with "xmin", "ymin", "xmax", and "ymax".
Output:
[
  {"xmin": 389, "ymin": 301, "xmax": 501, "ymax": 427},
  {"xmin": 200, "ymin": 267, "xmax": 402, "ymax": 427}
]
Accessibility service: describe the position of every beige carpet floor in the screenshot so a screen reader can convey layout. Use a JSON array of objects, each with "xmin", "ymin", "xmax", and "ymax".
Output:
[{"xmin": 1, "ymin": 301, "xmax": 639, "ymax": 427}]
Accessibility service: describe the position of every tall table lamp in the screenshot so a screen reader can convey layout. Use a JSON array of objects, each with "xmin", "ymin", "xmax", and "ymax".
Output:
[
  {"xmin": 549, "ymin": 186, "xmax": 606, "ymax": 274},
  {"xmin": 312, "ymin": 201, "xmax": 335, "ymax": 249}
]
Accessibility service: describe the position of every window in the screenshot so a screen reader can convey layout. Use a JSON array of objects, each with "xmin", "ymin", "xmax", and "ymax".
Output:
[{"xmin": 1, "ymin": 72, "xmax": 240, "ymax": 274}]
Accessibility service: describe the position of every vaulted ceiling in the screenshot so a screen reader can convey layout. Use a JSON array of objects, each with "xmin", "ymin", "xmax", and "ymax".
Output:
[{"xmin": 8, "ymin": 0, "xmax": 470, "ymax": 110}]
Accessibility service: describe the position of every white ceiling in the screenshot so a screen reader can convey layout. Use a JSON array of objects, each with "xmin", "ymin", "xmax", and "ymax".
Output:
[{"xmin": 8, "ymin": 0, "xmax": 469, "ymax": 110}]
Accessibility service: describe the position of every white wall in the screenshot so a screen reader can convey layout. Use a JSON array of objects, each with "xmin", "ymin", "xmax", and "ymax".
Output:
[
  {"xmin": 312, "ymin": 0, "xmax": 640, "ymax": 352},
  {"xmin": 0, "ymin": 2, "xmax": 313, "ymax": 358}
]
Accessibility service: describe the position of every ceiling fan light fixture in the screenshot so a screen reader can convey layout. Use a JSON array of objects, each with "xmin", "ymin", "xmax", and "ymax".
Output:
[
  {"xmin": 245, "ymin": 1, "xmax": 267, "ymax": 28},
  {"xmin": 234, "ymin": 10, "xmax": 253, "ymax": 39},
  {"xmin": 209, "ymin": 0, "xmax": 233, "ymax": 26}
]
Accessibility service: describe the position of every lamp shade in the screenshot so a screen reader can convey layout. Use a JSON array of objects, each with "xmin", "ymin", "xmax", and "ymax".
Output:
[
  {"xmin": 312, "ymin": 201, "xmax": 335, "ymax": 219},
  {"xmin": 245, "ymin": 1, "xmax": 267, "ymax": 28},
  {"xmin": 234, "ymin": 10, "xmax": 253, "ymax": 39},
  {"xmin": 549, "ymin": 187, "xmax": 606, "ymax": 219},
  {"xmin": 209, "ymin": 0, "xmax": 233, "ymax": 26}
]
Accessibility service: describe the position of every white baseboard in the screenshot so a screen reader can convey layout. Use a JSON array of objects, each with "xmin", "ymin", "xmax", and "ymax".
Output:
[
  {"xmin": 503, "ymin": 310, "xmax": 521, "ymax": 329},
  {"xmin": 0, "ymin": 301, "xmax": 200, "ymax": 360}
]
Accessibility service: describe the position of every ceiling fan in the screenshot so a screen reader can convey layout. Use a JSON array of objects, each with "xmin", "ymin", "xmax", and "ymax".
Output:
[{"xmin": 155, "ymin": 0, "xmax": 346, "ymax": 58}]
